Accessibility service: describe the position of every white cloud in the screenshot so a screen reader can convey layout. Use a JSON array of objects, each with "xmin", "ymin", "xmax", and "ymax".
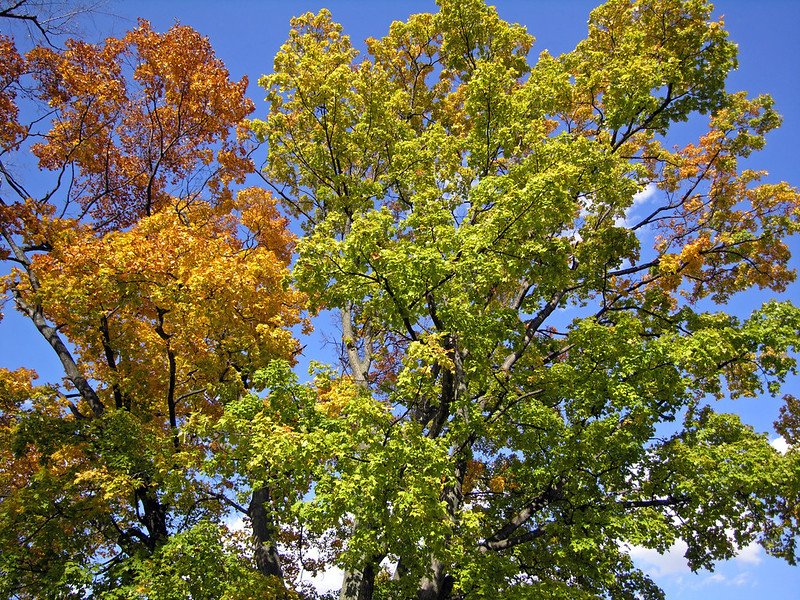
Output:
[
  {"xmin": 730, "ymin": 572, "xmax": 753, "ymax": 587},
  {"xmin": 615, "ymin": 183, "xmax": 659, "ymax": 228},
  {"xmin": 702, "ymin": 572, "xmax": 727, "ymax": 586},
  {"xmin": 771, "ymin": 436, "xmax": 790, "ymax": 455},
  {"xmin": 627, "ymin": 537, "xmax": 761, "ymax": 577},
  {"xmin": 734, "ymin": 542, "xmax": 763, "ymax": 566},
  {"xmin": 627, "ymin": 540, "xmax": 691, "ymax": 577},
  {"xmin": 632, "ymin": 183, "xmax": 658, "ymax": 207},
  {"xmin": 298, "ymin": 554, "xmax": 397, "ymax": 594},
  {"xmin": 627, "ymin": 536, "xmax": 763, "ymax": 594},
  {"xmin": 301, "ymin": 565, "xmax": 344, "ymax": 594},
  {"xmin": 297, "ymin": 547, "xmax": 344, "ymax": 594},
  {"xmin": 224, "ymin": 514, "xmax": 247, "ymax": 532},
  {"xmin": 693, "ymin": 570, "xmax": 755, "ymax": 589}
]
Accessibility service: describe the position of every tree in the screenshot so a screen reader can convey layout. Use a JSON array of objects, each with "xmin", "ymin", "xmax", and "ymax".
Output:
[
  {"xmin": 0, "ymin": 20, "xmax": 306, "ymax": 597},
  {"xmin": 0, "ymin": 0, "xmax": 109, "ymax": 45},
  {"xmin": 250, "ymin": 0, "xmax": 800, "ymax": 598},
  {"xmin": 2, "ymin": 1, "xmax": 799, "ymax": 599}
]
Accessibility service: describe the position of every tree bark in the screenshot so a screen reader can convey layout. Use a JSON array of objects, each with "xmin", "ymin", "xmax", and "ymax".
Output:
[
  {"xmin": 1, "ymin": 226, "xmax": 105, "ymax": 417},
  {"xmin": 135, "ymin": 485, "xmax": 169, "ymax": 552},
  {"xmin": 248, "ymin": 485, "xmax": 286, "ymax": 584},
  {"xmin": 341, "ymin": 558, "xmax": 377, "ymax": 600},
  {"xmin": 339, "ymin": 298, "xmax": 379, "ymax": 600},
  {"xmin": 415, "ymin": 342, "xmax": 469, "ymax": 600}
]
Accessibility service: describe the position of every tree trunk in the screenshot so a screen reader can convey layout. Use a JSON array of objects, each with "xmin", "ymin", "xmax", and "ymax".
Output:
[
  {"xmin": 339, "ymin": 299, "xmax": 378, "ymax": 600},
  {"xmin": 340, "ymin": 560, "xmax": 376, "ymax": 600},
  {"xmin": 416, "ymin": 347, "xmax": 468, "ymax": 600},
  {"xmin": 135, "ymin": 486, "xmax": 168, "ymax": 551},
  {"xmin": 417, "ymin": 558, "xmax": 454, "ymax": 600},
  {"xmin": 248, "ymin": 485, "xmax": 285, "ymax": 583}
]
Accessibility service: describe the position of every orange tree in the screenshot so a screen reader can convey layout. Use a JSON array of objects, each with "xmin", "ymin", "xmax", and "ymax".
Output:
[
  {"xmin": 249, "ymin": 0, "xmax": 800, "ymax": 598},
  {"xmin": 0, "ymin": 20, "xmax": 307, "ymax": 598}
]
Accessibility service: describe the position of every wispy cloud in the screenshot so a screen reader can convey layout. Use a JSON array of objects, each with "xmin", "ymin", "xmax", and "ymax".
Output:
[
  {"xmin": 626, "ymin": 536, "xmax": 763, "ymax": 595},
  {"xmin": 693, "ymin": 569, "xmax": 756, "ymax": 589},
  {"xmin": 627, "ymin": 537, "xmax": 762, "ymax": 577}
]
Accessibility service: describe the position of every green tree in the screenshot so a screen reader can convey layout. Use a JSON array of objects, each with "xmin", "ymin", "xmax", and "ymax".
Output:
[
  {"xmin": 2, "ymin": 1, "xmax": 799, "ymax": 599},
  {"xmin": 251, "ymin": 0, "xmax": 800, "ymax": 598}
]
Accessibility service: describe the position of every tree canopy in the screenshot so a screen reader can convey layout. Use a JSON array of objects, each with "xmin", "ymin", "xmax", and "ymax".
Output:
[
  {"xmin": 1, "ymin": 0, "xmax": 799, "ymax": 599},
  {"xmin": 0, "ymin": 17, "xmax": 306, "ymax": 598}
]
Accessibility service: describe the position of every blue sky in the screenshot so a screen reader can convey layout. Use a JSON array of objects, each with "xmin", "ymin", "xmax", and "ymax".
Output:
[{"xmin": 1, "ymin": 0, "xmax": 798, "ymax": 597}]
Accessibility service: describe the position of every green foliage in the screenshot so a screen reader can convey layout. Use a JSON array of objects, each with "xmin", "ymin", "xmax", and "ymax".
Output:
[
  {"xmin": 251, "ymin": 0, "xmax": 800, "ymax": 598},
  {"xmin": 106, "ymin": 522, "xmax": 290, "ymax": 600},
  {"xmin": 1, "ymin": 0, "xmax": 799, "ymax": 599}
]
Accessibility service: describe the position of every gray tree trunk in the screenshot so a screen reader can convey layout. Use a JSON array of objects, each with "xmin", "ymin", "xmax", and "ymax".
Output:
[{"xmin": 248, "ymin": 485, "xmax": 285, "ymax": 584}]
